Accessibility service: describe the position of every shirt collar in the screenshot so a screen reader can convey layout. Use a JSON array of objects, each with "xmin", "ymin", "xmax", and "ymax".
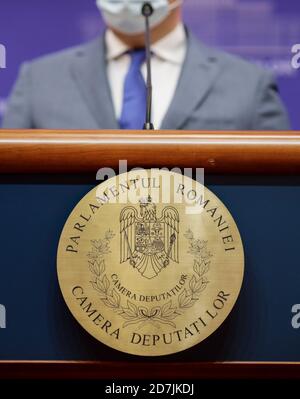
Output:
[
  {"xmin": 105, "ymin": 23, "xmax": 187, "ymax": 65},
  {"xmin": 151, "ymin": 23, "xmax": 186, "ymax": 64},
  {"xmin": 105, "ymin": 29, "xmax": 129, "ymax": 61}
]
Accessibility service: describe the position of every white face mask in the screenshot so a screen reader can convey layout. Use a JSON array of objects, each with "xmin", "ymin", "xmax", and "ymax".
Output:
[{"xmin": 96, "ymin": 0, "xmax": 182, "ymax": 35}]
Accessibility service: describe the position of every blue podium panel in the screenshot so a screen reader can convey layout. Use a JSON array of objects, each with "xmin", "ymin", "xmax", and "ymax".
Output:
[{"xmin": 0, "ymin": 175, "xmax": 299, "ymax": 361}]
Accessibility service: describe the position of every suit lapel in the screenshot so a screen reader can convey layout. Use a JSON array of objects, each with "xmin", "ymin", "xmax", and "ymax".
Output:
[
  {"xmin": 70, "ymin": 31, "xmax": 220, "ymax": 130},
  {"xmin": 71, "ymin": 36, "xmax": 119, "ymax": 129},
  {"xmin": 161, "ymin": 31, "xmax": 220, "ymax": 130}
]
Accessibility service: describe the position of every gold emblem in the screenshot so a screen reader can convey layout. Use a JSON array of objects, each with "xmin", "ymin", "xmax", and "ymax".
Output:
[
  {"xmin": 120, "ymin": 196, "xmax": 179, "ymax": 279},
  {"xmin": 57, "ymin": 170, "xmax": 244, "ymax": 356}
]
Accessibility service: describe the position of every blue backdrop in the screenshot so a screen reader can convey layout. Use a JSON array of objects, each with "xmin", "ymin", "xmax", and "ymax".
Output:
[
  {"xmin": 0, "ymin": 0, "xmax": 299, "ymax": 128},
  {"xmin": 1, "ymin": 1, "xmax": 300, "ymax": 362}
]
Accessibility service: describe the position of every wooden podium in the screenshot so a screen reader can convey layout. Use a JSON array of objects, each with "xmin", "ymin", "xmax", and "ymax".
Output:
[{"xmin": 0, "ymin": 129, "xmax": 300, "ymax": 380}]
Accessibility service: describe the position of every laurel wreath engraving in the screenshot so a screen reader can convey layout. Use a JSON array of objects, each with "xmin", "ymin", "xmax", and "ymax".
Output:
[{"xmin": 88, "ymin": 229, "xmax": 212, "ymax": 328}]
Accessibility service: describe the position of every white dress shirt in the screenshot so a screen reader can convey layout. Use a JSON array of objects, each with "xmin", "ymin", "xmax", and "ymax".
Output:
[{"xmin": 105, "ymin": 23, "xmax": 187, "ymax": 129}]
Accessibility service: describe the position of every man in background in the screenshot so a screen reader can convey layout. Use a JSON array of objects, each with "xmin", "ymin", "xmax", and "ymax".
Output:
[{"xmin": 2, "ymin": 0, "xmax": 290, "ymax": 130}]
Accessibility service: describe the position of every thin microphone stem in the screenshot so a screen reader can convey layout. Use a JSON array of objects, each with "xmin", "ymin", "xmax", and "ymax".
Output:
[{"xmin": 142, "ymin": 3, "xmax": 154, "ymax": 130}]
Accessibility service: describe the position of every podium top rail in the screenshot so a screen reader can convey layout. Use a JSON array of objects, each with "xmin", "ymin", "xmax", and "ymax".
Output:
[{"xmin": 0, "ymin": 129, "xmax": 300, "ymax": 174}]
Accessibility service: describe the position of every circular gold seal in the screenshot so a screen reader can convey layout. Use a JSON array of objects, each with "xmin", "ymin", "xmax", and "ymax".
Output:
[{"xmin": 57, "ymin": 170, "xmax": 244, "ymax": 356}]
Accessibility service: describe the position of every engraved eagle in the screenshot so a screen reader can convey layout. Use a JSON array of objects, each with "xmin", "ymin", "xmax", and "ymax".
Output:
[{"xmin": 120, "ymin": 196, "xmax": 179, "ymax": 279}]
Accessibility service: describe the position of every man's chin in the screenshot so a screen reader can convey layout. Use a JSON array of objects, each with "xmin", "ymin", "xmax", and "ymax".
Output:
[
  {"xmin": 110, "ymin": 28, "xmax": 146, "ymax": 47},
  {"xmin": 111, "ymin": 28, "xmax": 145, "ymax": 38}
]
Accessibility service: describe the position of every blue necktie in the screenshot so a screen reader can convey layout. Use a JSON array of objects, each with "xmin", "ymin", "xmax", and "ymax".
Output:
[{"xmin": 119, "ymin": 49, "xmax": 147, "ymax": 130}]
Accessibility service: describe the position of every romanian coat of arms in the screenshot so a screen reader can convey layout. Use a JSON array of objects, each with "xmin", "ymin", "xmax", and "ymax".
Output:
[{"xmin": 120, "ymin": 196, "xmax": 179, "ymax": 279}]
